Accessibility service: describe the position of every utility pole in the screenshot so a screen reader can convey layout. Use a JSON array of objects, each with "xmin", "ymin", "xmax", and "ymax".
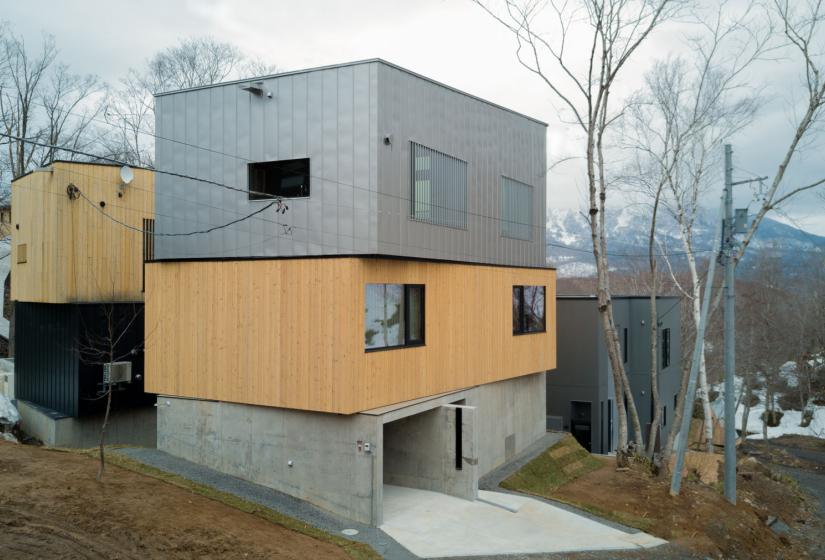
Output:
[
  {"xmin": 723, "ymin": 145, "xmax": 768, "ymax": 505},
  {"xmin": 723, "ymin": 144, "xmax": 736, "ymax": 505}
]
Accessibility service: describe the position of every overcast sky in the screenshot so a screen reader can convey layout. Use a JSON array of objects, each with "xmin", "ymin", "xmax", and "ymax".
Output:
[{"xmin": 5, "ymin": 0, "xmax": 824, "ymax": 235}]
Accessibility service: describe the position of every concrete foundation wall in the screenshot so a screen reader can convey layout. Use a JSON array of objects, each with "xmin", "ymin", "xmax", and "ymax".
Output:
[
  {"xmin": 17, "ymin": 400, "xmax": 156, "ymax": 448},
  {"xmin": 157, "ymin": 397, "xmax": 381, "ymax": 525},
  {"xmin": 157, "ymin": 372, "xmax": 545, "ymax": 525},
  {"xmin": 383, "ymin": 404, "xmax": 477, "ymax": 500},
  {"xmin": 467, "ymin": 371, "xmax": 547, "ymax": 476}
]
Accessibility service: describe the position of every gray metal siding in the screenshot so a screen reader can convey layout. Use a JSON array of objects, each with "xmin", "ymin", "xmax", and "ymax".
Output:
[
  {"xmin": 548, "ymin": 297, "xmax": 681, "ymax": 453},
  {"xmin": 154, "ymin": 60, "xmax": 547, "ymax": 266},
  {"xmin": 154, "ymin": 63, "xmax": 380, "ymax": 259},
  {"xmin": 376, "ymin": 64, "xmax": 547, "ymax": 266},
  {"xmin": 546, "ymin": 299, "xmax": 601, "ymax": 444}
]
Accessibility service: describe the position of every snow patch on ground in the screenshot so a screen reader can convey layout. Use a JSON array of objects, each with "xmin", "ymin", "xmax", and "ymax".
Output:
[{"xmin": 711, "ymin": 383, "xmax": 825, "ymax": 440}]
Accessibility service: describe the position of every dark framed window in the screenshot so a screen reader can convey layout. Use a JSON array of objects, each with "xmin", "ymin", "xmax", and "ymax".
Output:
[
  {"xmin": 512, "ymin": 285, "xmax": 546, "ymax": 334},
  {"xmin": 248, "ymin": 158, "xmax": 310, "ymax": 199},
  {"xmin": 365, "ymin": 284, "xmax": 424, "ymax": 351},
  {"xmin": 661, "ymin": 328, "xmax": 671, "ymax": 368},
  {"xmin": 622, "ymin": 327, "xmax": 628, "ymax": 363},
  {"xmin": 411, "ymin": 142, "xmax": 467, "ymax": 229}
]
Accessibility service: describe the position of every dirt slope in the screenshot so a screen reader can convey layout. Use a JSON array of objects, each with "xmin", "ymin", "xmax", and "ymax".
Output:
[{"xmin": 0, "ymin": 442, "xmax": 353, "ymax": 560}]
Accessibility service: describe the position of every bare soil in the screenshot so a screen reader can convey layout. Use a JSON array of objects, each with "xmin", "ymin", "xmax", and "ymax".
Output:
[
  {"xmin": 548, "ymin": 454, "xmax": 819, "ymax": 560},
  {"xmin": 0, "ymin": 442, "xmax": 358, "ymax": 560}
]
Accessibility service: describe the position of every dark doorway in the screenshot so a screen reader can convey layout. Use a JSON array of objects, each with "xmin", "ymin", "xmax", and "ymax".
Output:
[{"xmin": 570, "ymin": 401, "xmax": 592, "ymax": 451}]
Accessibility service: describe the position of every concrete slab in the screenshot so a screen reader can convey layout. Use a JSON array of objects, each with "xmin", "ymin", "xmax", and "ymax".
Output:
[{"xmin": 380, "ymin": 485, "xmax": 666, "ymax": 558}]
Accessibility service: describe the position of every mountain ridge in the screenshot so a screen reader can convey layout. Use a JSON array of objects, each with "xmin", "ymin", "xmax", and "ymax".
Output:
[{"xmin": 545, "ymin": 207, "xmax": 825, "ymax": 277}]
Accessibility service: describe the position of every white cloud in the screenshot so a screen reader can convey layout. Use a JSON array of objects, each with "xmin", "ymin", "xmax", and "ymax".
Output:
[{"xmin": 4, "ymin": 0, "xmax": 824, "ymax": 233}]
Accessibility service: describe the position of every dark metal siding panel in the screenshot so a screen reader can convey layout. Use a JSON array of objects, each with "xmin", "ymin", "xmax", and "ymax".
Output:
[
  {"xmin": 14, "ymin": 302, "xmax": 152, "ymax": 418},
  {"xmin": 15, "ymin": 302, "xmax": 79, "ymax": 417}
]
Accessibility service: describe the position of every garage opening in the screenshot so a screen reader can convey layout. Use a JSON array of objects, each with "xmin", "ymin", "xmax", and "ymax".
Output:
[{"xmin": 382, "ymin": 401, "xmax": 476, "ymax": 501}]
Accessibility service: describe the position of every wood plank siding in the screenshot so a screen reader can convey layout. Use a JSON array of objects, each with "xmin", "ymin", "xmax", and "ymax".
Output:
[
  {"xmin": 145, "ymin": 258, "xmax": 556, "ymax": 414},
  {"xmin": 11, "ymin": 162, "xmax": 154, "ymax": 303}
]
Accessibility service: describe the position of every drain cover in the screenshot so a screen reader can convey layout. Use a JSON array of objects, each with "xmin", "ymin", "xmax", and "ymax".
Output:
[{"xmin": 341, "ymin": 529, "xmax": 359, "ymax": 536}]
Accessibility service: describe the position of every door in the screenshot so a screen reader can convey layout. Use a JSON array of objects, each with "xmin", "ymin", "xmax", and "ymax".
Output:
[{"xmin": 570, "ymin": 401, "xmax": 592, "ymax": 452}]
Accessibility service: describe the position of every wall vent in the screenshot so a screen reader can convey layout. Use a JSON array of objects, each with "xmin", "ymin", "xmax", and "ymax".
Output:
[
  {"xmin": 103, "ymin": 361, "xmax": 132, "ymax": 385},
  {"xmin": 546, "ymin": 415, "xmax": 564, "ymax": 431}
]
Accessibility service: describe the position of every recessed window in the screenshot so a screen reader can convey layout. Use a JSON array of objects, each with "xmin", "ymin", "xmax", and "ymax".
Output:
[
  {"xmin": 248, "ymin": 158, "xmax": 310, "ymax": 199},
  {"xmin": 661, "ymin": 328, "xmax": 671, "ymax": 368},
  {"xmin": 501, "ymin": 177, "xmax": 533, "ymax": 241},
  {"xmin": 411, "ymin": 142, "xmax": 467, "ymax": 229},
  {"xmin": 512, "ymin": 285, "xmax": 545, "ymax": 334},
  {"xmin": 16, "ymin": 243, "xmax": 27, "ymax": 264},
  {"xmin": 623, "ymin": 327, "xmax": 628, "ymax": 363},
  {"xmin": 365, "ymin": 284, "xmax": 424, "ymax": 351}
]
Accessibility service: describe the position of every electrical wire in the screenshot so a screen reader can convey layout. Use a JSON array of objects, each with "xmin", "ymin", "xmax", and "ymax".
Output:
[
  {"xmin": 75, "ymin": 188, "xmax": 287, "ymax": 237},
  {"xmin": 6, "ymin": 134, "xmax": 733, "ymax": 261}
]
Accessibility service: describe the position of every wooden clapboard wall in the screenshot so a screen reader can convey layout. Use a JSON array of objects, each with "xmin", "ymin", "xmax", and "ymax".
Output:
[
  {"xmin": 11, "ymin": 162, "xmax": 154, "ymax": 303},
  {"xmin": 145, "ymin": 257, "xmax": 556, "ymax": 414}
]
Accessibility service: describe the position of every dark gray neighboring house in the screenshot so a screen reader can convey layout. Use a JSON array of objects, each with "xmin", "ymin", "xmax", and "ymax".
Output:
[{"xmin": 546, "ymin": 295, "xmax": 681, "ymax": 454}]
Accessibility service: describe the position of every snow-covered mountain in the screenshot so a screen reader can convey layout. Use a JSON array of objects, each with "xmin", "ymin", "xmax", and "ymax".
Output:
[{"xmin": 546, "ymin": 206, "xmax": 825, "ymax": 277}]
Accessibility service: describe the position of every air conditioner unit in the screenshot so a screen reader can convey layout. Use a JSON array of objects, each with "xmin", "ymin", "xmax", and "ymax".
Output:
[
  {"xmin": 546, "ymin": 415, "xmax": 564, "ymax": 432},
  {"xmin": 103, "ymin": 361, "xmax": 132, "ymax": 385}
]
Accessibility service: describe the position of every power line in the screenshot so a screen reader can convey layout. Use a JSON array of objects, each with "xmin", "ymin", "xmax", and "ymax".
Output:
[
  {"xmin": 75, "ymin": 188, "xmax": 287, "ymax": 238},
  {"xmin": 4, "ymin": 133, "xmax": 760, "ymax": 260}
]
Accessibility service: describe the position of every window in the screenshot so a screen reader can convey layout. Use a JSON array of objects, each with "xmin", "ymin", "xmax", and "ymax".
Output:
[
  {"xmin": 501, "ymin": 177, "xmax": 533, "ymax": 240},
  {"xmin": 623, "ymin": 327, "xmax": 628, "ymax": 363},
  {"xmin": 663, "ymin": 405, "xmax": 667, "ymax": 426},
  {"xmin": 411, "ymin": 142, "xmax": 467, "ymax": 228},
  {"xmin": 661, "ymin": 328, "xmax": 671, "ymax": 368},
  {"xmin": 512, "ymin": 285, "xmax": 546, "ymax": 334},
  {"xmin": 674, "ymin": 393, "xmax": 678, "ymax": 409},
  {"xmin": 365, "ymin": 284, "xmax": 424, "ymax": 351},
  {"xmin": 16, "ymin": 243, "xmax": 26, "ymax": 264},
  {"xmin": 248, "ymin": 158, "xmax": 310, "ymax": 199}
]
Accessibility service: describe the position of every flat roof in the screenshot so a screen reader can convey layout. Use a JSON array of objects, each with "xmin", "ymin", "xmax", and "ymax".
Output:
[
  {"xmin": 11, "ymin": 159, "xmax": 151, "ymax": 184},
  {"xmin": 155, "ymin": 58, "xmax": 548, "ymax": 127}
]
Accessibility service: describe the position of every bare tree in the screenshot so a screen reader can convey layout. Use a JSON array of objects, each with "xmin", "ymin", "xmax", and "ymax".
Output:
[
  {"xmin": 736, "ymin": 1, "xmax": 825, "ymax": 262},
  {"xmin": 77, "ymin": 302, "xmax": 144, "ymax": 481},
  {"xmin": 475, "ymin": 0, "xmax": 683, "ymax": 462},
  {"xmin": 623, "ymin": 3, "xmax": 767, "ymax": 462},
  {"xmin": 104, "ymin": 36, "xmax": 278, "ymax": 167},
  {"xmin": 0, "ymin": 25, "xmax": 104, "ymax": 181}
]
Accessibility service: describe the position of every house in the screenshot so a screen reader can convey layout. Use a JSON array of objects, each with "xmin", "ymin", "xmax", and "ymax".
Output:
[
  {"xmin": 10, "ymin": 161, "xmax": 156, "ymax": 447},
  {"xmin": 546, "ymin": 296, "xmax": 681, "ymax": 454},
  {"xmin": 145, "ymin": 59, "xmax": 556, "ymax": 525}
]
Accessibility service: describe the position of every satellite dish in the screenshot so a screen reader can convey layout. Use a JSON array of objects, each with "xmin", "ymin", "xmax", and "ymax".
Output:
[{"xmin": 120, "ymin": 165, "xmax": 134, "ymax": 186}]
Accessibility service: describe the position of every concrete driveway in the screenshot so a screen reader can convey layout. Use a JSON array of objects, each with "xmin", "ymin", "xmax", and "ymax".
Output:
[{"xmin": 380, "ymin": 485, "xmax": 665, "ymax": 558}]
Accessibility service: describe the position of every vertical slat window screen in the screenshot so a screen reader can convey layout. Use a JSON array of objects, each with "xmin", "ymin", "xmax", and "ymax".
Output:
[
  {"xmin": 501, "ymin": 176, "xmax": 533, "ymax": 241},
  {"xmin": 411, "ymin": 142, "xmax": 467, "ymax": 229},
  {"xmin": 142, "ymin": 218, "xmax": 155, "ymax": 292}
]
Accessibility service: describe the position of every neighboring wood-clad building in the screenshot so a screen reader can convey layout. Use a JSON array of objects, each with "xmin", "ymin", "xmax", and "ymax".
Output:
[
  {"xmin": 147, "ymin": 59, "xmax": 555, "ymax": 525},
  {"xmin": 11, "ymin": 161, "xmax": 156, "ymax": 447}
]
